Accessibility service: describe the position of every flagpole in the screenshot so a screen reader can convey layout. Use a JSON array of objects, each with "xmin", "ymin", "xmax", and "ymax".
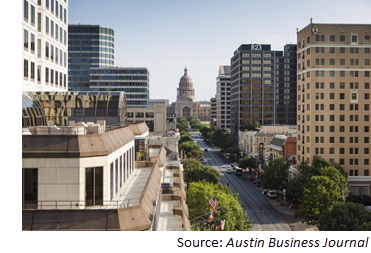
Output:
[{"xmin": 189, "ymin": 207, "xmax": 221, "ymax": 223}]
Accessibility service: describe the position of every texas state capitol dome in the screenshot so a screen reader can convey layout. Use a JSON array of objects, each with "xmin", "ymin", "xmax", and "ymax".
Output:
[{"xmin": 176, "ymin": 66, "xmax": 195, "ymax": 102}]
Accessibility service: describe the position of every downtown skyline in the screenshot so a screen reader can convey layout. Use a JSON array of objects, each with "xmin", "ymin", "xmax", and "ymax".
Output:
[{"xmin": 67, "ymin": 0, "xmax": 371, "ymax": 102}]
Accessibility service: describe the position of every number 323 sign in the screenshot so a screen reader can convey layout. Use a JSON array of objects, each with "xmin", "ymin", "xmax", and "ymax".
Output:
[{"xmin": 251, "ymin": 44, "xmax": 262, "ymax": 50}]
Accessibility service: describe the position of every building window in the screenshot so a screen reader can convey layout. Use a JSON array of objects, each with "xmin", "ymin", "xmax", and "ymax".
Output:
[
  {"xmin": 330, "ymin": 35, "xmax": 335, "ymax": 42},
  {"xmin": 31, "ymin": 5, "xmax": 35, "ymax": 25},
  {"xmin": 24, "ymin": 60, "xmax": 28, "ymax": 78},
  {"xmin": 45, "ymin": 16, "xmax": 49, "ymax": 33},
  {"xmin": 24, "ymin": 0, "xmax": 28, "ymax": 20},
  {"xmin": 340, "ymin": 35, "xmax": 345, "ymax": 42},
  {"xmin": 351, "ymin": 34, "xmax": 358, "ymax": 44},
  {"xmin": 23, "ymin": 29, "xmax": 28, "ymax": 49}
]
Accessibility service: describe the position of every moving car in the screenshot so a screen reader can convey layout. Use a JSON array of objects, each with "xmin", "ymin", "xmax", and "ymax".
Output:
[
  {"xmin": 226, "ymin": 168, "xmax": 233, "ymax": 174},
  {"xmin": 201, "ymin": 159, "xmax": 207, "ymax": 164},
  {"xmin": 267, "ymin": 191, "xmax": 276, "ymax": 198},
  {"xmin": 249, "ymin": 176, "xmax": 255, "ymax": 181},
  {"xmin": 204, "ymin": 148, "xmax": 208, "ymax": 152},
  {"xmin": 221, "ymin": 164, "xmax": 231, "ymax": 168}
]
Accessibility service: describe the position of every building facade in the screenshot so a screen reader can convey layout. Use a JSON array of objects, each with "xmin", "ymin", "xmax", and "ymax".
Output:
[
  {"xmin": 230, "ymin": 44, "xmax": 297, "ymax": 142},
  {"xmin": 296, "ymin": 22, "xmax": 371, "ymax": 195},
  {"xmin": 239, "ymin": 125, "xmax": 297, "ymax": 162},
  {"xmin": 210, "ymin": 97, "xmax": 217, "ymax": 127},
  {"xmin": 68, "ymin": 24, "xmax": 114, "ymax": 91},
  {"xmin": 126, "ymin": 104, "xmax": 167, "ymax": 134},
  {"xmin": 23, "ymin": 0, "xmax": 68, "ymax": 91},
  {"xmin": 216, "ymin": 66, "xmax": 231, "ymax": 130},
  {"xmin": 89, "ymin": 67, "xmax": 150, "ymax": 107},
  {"xmin": 30, "ymin": 91, "xmax": 127, "ymax": 126}
]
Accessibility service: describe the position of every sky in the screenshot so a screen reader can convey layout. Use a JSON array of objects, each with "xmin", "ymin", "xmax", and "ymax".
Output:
[{"xmin": 67, "ymin": 0, "xmax": 371, "ymax": 103}]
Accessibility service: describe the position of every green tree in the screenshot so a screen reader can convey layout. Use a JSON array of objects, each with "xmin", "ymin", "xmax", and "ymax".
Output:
[
  {"xmin": 238, "ymin": 157, "xmax": 257, "ymax": 173},
  {"xmin": 176, "ymin": 117, "xmax": 189, "ymax": 132},
  {"xmin": 184, "ymin": 165, "xmax": 220, "ymax": 184},
  {"xmin": 318, "ymin": 202, "xmax": 371, "ymax": 231},
  {"xmin": 179, "ymin": 131, "xmax": 192, "ymax": 144},
  {"xmin": 179, "ymin": 141, "xmax": 203, "ymax": 159},
  {"xmin": 188, "ymin": 116, "xmax": 202, "ymax": 130},
  {"xmin": 295, "ymin": 166, "xmax": 348, "ymax": 225},
  {"xmin": 240, "ymin": 121, "xmax": 260, "ymax": 132},
  {"xmin": 287, "ymin": 155, "xmax": 348, "ymax": 207},
  {"xmin": 186, "ymin": 181, "xmax": 252, "ymax": 231},
  {"xmin": 260, "ymin": 158, "xmax": 289, "ymax": 190}
]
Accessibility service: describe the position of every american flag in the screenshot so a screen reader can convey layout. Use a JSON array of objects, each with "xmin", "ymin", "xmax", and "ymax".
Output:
[{"xmin": 208, "ymin": 195, "xmax": 217, "ymax": 211}]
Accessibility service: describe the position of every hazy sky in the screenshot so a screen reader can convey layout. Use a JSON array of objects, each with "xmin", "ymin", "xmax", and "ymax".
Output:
[{"xmin": 68, "ymin": 0, "xmax": 371, "ymax": 103}]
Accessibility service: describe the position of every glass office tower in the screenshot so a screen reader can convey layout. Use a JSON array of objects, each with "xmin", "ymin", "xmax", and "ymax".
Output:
[{"xmin": 68, "ymin": 25, "xmax": 114, "ymax": 91}]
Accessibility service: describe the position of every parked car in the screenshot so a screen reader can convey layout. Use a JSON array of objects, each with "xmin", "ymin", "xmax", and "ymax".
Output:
[
  {"xmin": 202, "ymin": 159, "xmax": 207, "ymax": 164},
  {"xmin": 226, "ymin": 168, "xmax": 233, "ymax": 173},
  {"xmin": 256, "ymin": 181, "xmax": 262, "ymax": 187},
  {"xmin": 267, "ymin": 191, "xmax": 276, "ymax": 198},
  {"xmin": 249, "ymin": 176, "xmax": 255, "ymax": 181},
  {"xmin": 204, "ymin": 148, "xmax": 208, "ymax": 152}
]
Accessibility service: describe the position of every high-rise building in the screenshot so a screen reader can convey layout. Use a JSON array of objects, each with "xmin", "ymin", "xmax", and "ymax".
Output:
[
  {"xmin": 216, "ymin": 65, "xmax": 231, "ymax": 130},
  {"xmin": 68, "ymin": 24, "xmax": 114, "ymax": 91},
  {"xmin": 210, "ymin": 97, "xmax": 217, "ymax": 127},
  {"xmin": 296, "ymin": 22, "xmax": 371, "ymax": 195},
  {"xmin": 230, "ymin": 44, "xmax": 297, "ymax": 142},
  {"xmin": 23, "ymin": 0, "xmax": 68, "ymax": 91},
  {"xmin": 89, "ymin": 67, "xmax": 150, "ymax": 107},
  {"xmin": 276, "ymin": 45, "xmax": 297, "ymax": 125}
]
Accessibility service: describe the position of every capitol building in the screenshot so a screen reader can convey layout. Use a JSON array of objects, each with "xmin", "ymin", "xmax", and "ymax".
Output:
[{"xmin": 169, "ymin": 67, "xmax": 210, "ymax": 122}]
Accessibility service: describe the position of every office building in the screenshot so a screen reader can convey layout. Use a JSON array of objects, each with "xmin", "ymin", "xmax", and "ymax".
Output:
[
  {"xmin": 216, "ymin": 65, "xmax": 231, "ymax": 130},
  {"xmin": 90, "ymin": 67, "xmax": 150, "ymax": 107},
  {"xmin": 68, "ymin": 24, "xmax": 114, "ymax": 91},
  {"xmin": 23, "ymin": 0, "xmax": 68, "ymax": 91},
  {"xmin": 230, "ymin": 44, "xmax": 297, "ymax": 142},
  {"xmin": 210, "ymin": 97, "xmax": 217, "ymax": 127},
  {"xmin": 296, "ymin": 22, "xmax": 371, "ymax": 195},
  {"xmin": 30, "ymin": 91, "xmax": 127, "ymax": 126}
]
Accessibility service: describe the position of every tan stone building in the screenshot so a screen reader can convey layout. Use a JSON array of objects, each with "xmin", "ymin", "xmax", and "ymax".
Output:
[
  {"xmin": 296, "ymin": 22, "xmax": 371, "ymax": 195},
  {"xmin": 171, "ymin": 67, "xmax": 210, "ymax": 122}
]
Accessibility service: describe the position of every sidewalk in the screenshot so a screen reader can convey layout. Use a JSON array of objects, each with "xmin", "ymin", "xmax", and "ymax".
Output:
[
  {"xmin": 269, "ymin": 199, "xmax": 295, "ymax": 216},
  {"xmin": 268, "ymin": 198, "xmax": 318, "ymax": 231}
]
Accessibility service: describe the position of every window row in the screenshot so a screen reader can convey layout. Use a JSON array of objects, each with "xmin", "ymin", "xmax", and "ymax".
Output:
[
  {"xmin": 298, "ymin": 114, "xmax": 370, "ymax": 122},
  {"xmin": 315, "ymin": 34, "xmax": 369, "ymax": 44},
  {"xmin": 298, "ymin": 46, "xmax": 370, "ymax": 58},
  {"xmin": 45, "ymin": 41, "xmax": 67, "ymax": 66},
  {"xmin": 300, "ymin": 82, "xmax": 370, "ymax": 90},
  {"xmin": 23, "ymin": 59, "xmax": 66, "ymax": 89},
  {"xmin": 313, "ymin": 103, "xmax": 370, "ymax": 111},
  {"xmin": 314, "ymin": 58, "xmax": 370, "ymax": 66},
  {"xmin": 313, "ymin": 92, "xmax": 370, "ymax": 101},
  {"xmin": 314, "ymin": 136, "xmax": 370, "ymax": 144}
]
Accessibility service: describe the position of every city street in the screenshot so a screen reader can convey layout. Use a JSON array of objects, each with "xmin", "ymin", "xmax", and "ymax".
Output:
[{"xmin": 190, "ymin": 132, "xmax": 314, "ymax": 231}]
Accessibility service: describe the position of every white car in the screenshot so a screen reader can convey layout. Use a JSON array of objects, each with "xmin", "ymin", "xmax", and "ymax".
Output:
[
  {"xmin": 221, "ymin": 164, "xmax": 231, "ymax": 168},
  {"xmin": 267, "ymin": 191, "xmax": 277, "ymax": 199},
  {"xmin": 226, "ymin": 168, "xmax": 233, "ymax": 174}
]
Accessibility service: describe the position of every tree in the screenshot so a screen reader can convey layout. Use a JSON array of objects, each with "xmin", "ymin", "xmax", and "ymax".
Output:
[
  {"xmin": 295, "ymin": 166, "xmax": 348, "ymax": 225},
  {"xmin": 188, "ymin": 116, "xmax": 202, "ymax": 130},
  {"xmin": 238, "ymin": 157, "xmax": 257, "ymax": 173},
  {"xmin": 186, "ymin": 181, "xmax": 252, "ymax": 231},
  {"xmin": 179, "ymin": 141, "xmax": 203, "ymax": 159},
  {"xmin": 318, "ymin": 202, "xmax": 371, "ymax": 231},
  {"xmin": 176, "ymin": 117, "xmax": 189, "ymax": 132},
  {"xmin": 287, "ymin": 155, "xmax": 348, "ymax": 208},
  {"xmin": 179, "ymin": 131, "xmax": 192, "ymax": 144},
  {"xmin": 260, "ymin": 158, "xmax": 289, "ymax": 190},
  {"xmin": 240, "ymin": 121, "xmax": 260, "ymax": 132},
  {"xmin": 184, "ymin": 165, "xmax": 220, "ymax": 184}
]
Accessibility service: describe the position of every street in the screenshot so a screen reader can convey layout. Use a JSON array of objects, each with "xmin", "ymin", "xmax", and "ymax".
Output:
[{"xmin": 190, "ymin": 132, "xmax": 313, "ymax": 231}]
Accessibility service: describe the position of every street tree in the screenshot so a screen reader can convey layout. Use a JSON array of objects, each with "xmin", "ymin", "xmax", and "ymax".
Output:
[
  {"xmin": 318, "ymin": 202, "xmax": 371, "ymax": 231},
  {"xmin": 179, "ymin": 141, "xmax": 203, "ymax": 159},
  {"xmin": 295, "ymin": 166, "xmax": 348, "ymax": 225},
  {"xmin": 184, "ymin": 165, "xmax": 220, "ymax": 184},
  {"xmin": 186, "ymin": 181, "xmax": 252, "ymax": 231},
  {"xmin": 238, "ymin": 157, "xmax": 257, "ymax": 173},
  {"xmin": 260, "ymin": 158, "xmax": 289, "ymax": 190}
]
